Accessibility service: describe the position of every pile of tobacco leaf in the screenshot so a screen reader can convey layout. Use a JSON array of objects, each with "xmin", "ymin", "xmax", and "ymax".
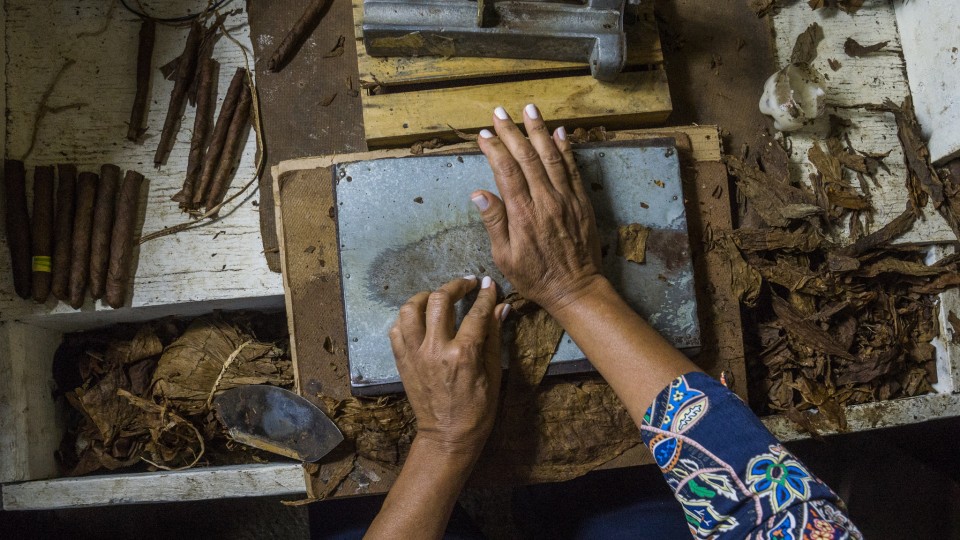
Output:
[
  {"xmin": 54, "ymin": 312, "xmax": 294, "ymax": 476},
  {"xmin": 726, "ymin": 98, "xmax": 960, "ymax": 433}
]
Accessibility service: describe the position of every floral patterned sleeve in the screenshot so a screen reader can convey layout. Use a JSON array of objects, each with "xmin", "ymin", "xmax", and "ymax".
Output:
[{"xmin": 641, "ymin": 371, "xmax": 862, "ymax": 539}]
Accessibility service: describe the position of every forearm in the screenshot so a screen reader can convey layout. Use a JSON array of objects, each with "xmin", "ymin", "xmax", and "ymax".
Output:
[
  {"xmin": 551, "ymin": 277, "xmax": 701, "ymax": 423},
  {"xmin": 365, "ymin": 437, "xmax": 477, "ymax": 540}
]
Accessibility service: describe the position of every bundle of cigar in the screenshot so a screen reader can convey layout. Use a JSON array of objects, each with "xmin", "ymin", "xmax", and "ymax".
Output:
[
  {"xmin": 3, "ymin": 159, "xmax": 146, "ymax": 309},
  {"xmin": 147, "ymin": 16, "xmax": 251, "ymax": 215}
]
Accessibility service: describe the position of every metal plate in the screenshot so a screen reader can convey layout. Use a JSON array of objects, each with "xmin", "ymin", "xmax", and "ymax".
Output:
[
  {"xmin": 213, "ymin": 385, "xmax": 344, "ymax": 462},
  {"xmin": 334, "ymin": 141, "xmax": 699, "ymax": 395}
]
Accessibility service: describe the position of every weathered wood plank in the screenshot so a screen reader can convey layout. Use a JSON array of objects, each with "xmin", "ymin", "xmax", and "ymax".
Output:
[
  {"xmin": 0, "ymin": 1, "xmax": 281, "ymax": 321},
  {"xmin": 2, "ymin": 464, "xmax": 307, "ymax": 510},
  {"xmin": 353, "ymin": 0, "xmax": 664, "ymax": 87},
  {"xmin": 362, "ymin": 69, "xmax": 672, "ymax": 147},
  {"xmin": 0, "ymin": 322, "xmax": 62, "ymax": 483}
]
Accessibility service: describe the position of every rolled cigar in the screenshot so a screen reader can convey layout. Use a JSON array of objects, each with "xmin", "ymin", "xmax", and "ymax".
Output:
[
  {"xmin": 89, "ymin": 164, "xmax": 120, "ymax": 300},
  {"xmin": 267, "ymin": 0, "xmax": 334, "ymax": 72},
  {"xmin": 205, "ymin": 83, "xmax": 252, "ymax": 211},
  {"xmin": 193, "ymin": 68, "xmax": 245, "ymax": 207},
  {"xmin": 154, "ymin": 21, "xmax": 202, "ymax": 166},
  {"xmin": 30, "ymin": 165, "xmax": 55, "ymax": 302},
  {"xmin": 173, "ymin": 56, "xmax": 217, "ymax": 210},
  {"xmin": 51, "ymin": 164, "xmax": 77, "ymax": 301},
  {"xmin": 68, "ymin": 173, "xmax": 98, "ymax": 309},
  {"xmin": 105, "ymin": 170, "xmax": 145, "ymax": 309},
  {"xmin": 4, "ymin": 159, "xmax": 31, "ymax": 299},
  {"xmin": 127, "ymin": 18, "xmax": 156, "ymax": 142}
]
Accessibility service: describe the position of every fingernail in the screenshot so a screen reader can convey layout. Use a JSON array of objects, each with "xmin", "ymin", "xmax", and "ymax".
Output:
[
  {"xmin": 500, "ymin": 304, "xmax": 512, "ymax": 322},
  {"xmin": 479, "ymin": 129, "xmax": 494, "ymax": 139},
  {"xmin": 556, "ymin": 126, "xmax": 567, "ymax": 141},
  {"xmin": 471, "ymin": 193, "xmax": 489, "ymax": 211},
  {"xmin": 494, "ymin": 106, "xmax": 509, "ymax": 120},
  {"xmin": 463, "ymin": 274, "xmax": 476, "ymax": 281},
  {"xmin": 524, "ymin": 104, "xmax": 539, "ymax": 119},
  {"xmin": 481, "ymin": 276, "xmax": 492, "ymax": 289}
]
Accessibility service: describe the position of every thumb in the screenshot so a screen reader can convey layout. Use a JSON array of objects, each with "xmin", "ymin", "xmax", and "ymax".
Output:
[{"xmin": 471, "ymin": 190, "xmax": 510, "ymax": 252}]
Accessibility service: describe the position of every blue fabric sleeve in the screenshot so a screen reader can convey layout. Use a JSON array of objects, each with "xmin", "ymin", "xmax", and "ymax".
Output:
[{"xmin": 640, "ymin": 371, "xmax": 862, "ymax": 539}]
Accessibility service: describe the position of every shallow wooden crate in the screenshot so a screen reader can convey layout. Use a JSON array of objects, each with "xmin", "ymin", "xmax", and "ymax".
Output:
[
  {"xmin": 352, "ymin": 0, "xmax": 672, "ymax": 148},
  {"xmin": 0, "ymin": 300, "xmax": 311, "ymax": 511}
]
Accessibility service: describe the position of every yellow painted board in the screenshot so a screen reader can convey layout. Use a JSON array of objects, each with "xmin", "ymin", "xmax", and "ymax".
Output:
[
  {"xmin": 362, "ymin": 69, "xmax": 672, "ymax": 148},
  {"xmin": 352, "ymin": 1, "xmax": 663, "ymax": 87}
]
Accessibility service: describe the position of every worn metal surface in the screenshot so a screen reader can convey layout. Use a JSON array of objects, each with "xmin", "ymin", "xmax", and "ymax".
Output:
[
  {"xmin": 213, "ymin": 385, "xmax": 344, "ymax": 462},
  {"xmin": 361, "ymin": 0, "xmax": 629, "ymax": 80},
  {"xmin": 335, "ymin": 141, "xmax": 699, "ymax": 394}
]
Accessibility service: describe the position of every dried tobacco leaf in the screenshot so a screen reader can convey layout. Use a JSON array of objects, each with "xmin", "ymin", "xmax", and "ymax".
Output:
[
  {"xmin": 476, "ymin": 380, "xmax": 641, "ymax": 485},
  {"xmin": 727, "ymin": 156, "xmax": 822, "ymax": 227},
  {"xmin": 733, "ymin": 227, "xmax": 824, "ymax": 253},
  {"xmin": 509, "ymin": 308, "xmax": 565, "ymax": 388},
  {"xmin": 856, "ymin": 258, "xmax": 948, "ymax": 278},
  {"xmin": 757, "ymin": 258, "xmax": 831, "ymax": 295},
  {"xmin": 719, "ymin": 236, "xmax": 763, "ymax": 307},
  {"xmin": 772, "ymin": 295, "xmax": 855, "ymax": 360},
  {"xmin": 748, "ymin": 0, "xmax": 778, "ymax": 17},
  {"xmin": 76, "ymin": 370, "xmax": 143, "ymax": 445},
  {"xmin": 318, "ymin": 396, "xmax": 415, "ymax": 465},
  {"xmin": 151, "ymin": 315, "xmax": 293, "ymax": 415},
  {"xmin": 833, "ymin": 206, "xmax": 916, "ymax": 259},
  {"xmin": 616, "ymin": 224, "xmax": 651, "ymax": 264},
  {"xmin": 844, "ymin": 38, "xmax": 888, "ymax": 58},
  {"xmin": 791, "ymin": 22, "xmax": 824, "ymax": 65}
]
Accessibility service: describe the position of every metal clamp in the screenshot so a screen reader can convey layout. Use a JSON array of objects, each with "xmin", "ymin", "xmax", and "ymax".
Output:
[{"xmin": 362, "ymin": 0, "xmax": 629, "ymax": 81}]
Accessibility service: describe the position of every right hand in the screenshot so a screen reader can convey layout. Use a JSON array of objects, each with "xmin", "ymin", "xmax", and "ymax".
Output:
[{"xmin": 472, "ymin": 104, "xmax": 604, "ymax": 314}]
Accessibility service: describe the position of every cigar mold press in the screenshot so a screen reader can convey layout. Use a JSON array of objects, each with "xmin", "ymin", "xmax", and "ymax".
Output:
[
  {"xmin": 361, "ymin": 0, "xmax": 641, "ymax": 81},
  {"xmin": 333, "ymin": 140, "xmax": 701, "ymax": 395}
]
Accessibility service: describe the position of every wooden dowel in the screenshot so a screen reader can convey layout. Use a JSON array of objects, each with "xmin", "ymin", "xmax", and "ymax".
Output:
[
  {"xmin": 127, "ymin": 18, "xmax": 156, "ymax": 142},
  {"xmin": 88, "ymin": 164, "xmax": 120, "ymax": 300},
  {"xmin": 106, "ymin": 170, "xmax": 145, "ymax": 309},
  {"xmin": 193, "ymin": 67, "xmax": 245, "ymax": 206},
  {"xmin": 68, "ymin": 173, "xmax": 98, "ymax": 309},
  {"xmin": 4, "ymin": 159, "xmax": 31, "ymax": 299},
  {"xmin": 30, "ymin": 165, "xmax": 55, "ymax": 302},
  {"xmin": 51, "ymin": 164, "xmax": 77, "ymax": 301}
]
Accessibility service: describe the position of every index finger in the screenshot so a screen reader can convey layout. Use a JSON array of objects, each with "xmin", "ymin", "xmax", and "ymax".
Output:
[{"xmin": 424, "ymin": 275, "xmax": 479, "ymax": 344}]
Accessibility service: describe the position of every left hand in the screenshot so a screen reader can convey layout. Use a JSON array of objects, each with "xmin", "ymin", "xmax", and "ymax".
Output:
[{"xmin": 390, "ymin": 276, "xmax": 508, "ymax": 458}]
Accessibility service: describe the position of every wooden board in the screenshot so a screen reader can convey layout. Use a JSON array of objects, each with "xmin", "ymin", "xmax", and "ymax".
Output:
[
  {"xmin": 2, "ymin": 463, "xmax": 306, "ymax": 511},
  {"xmin": 274, "ymin": 125, "xmax": 741, "ymax": 497},
  {"xmin": 353, "ymin": 1, "xmax": 672, "ymax": 147}
]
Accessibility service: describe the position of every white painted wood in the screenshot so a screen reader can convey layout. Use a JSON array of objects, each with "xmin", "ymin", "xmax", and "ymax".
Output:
[
  {"xmin": 895, "ymin": 0, "xmax": 960, "ymax": 164},
  {"xmin": 764, "ymin": 392, "xmax": 960, "ymax": 442},
  {"xmin": 769, "ymin": 0, "xmax": 956, "ymax": 245},
  {"xmin": 0, "ymin": 1, "xmax": 282, "ymax": 322},
  {"xmin": 0, "ymin": 322, "xmax": 63, "ymax": 483},
  {"xmin": 1, "ymin": 463, "xmax": 307, "ymax": 510}
]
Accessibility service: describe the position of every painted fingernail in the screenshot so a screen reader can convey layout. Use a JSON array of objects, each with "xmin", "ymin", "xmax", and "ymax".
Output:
[
  {"xmin": 500, "ymin": 304, "xmax": 512, "ymax": 322},
  {"xmin": 556, "ymin": 126, "xmax": 567, "ymax": 141},
  {"xmin": 471, "ymin": 193, "xmax": 489, "ymax": 211},
  {"xmin": 494, "ymin": 106, "xmax": 509, "ymax": 120},
  {"xmin": 463, "ymin": 274, "xmax": 477, "ymax": 281},
  {"xmin": 524, "ymin": 104, "xmax": 539, "ymax": 119},
  {"xmin": 479, "ymin": 129, "xmax": 495, "ymax": 139},
  {"xmin": 481, "ymin": 276, "xmax": 493, "ymax": 289}
]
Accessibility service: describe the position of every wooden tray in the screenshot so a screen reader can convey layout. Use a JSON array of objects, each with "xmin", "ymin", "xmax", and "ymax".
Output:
[{"xmin": 352, "ymin": 0, "xmax": 672, "ymax": 147}]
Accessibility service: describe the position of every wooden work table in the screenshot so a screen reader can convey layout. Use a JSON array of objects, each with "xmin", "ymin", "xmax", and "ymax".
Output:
[{"xmin": 5, "ymin": 0, "xmax": 960, "ymax": 511}]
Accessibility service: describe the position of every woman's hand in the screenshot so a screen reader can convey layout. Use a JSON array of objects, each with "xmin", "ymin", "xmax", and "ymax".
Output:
[
  {"xmin": 471, "ymin": 104, "xmax": 604, "ymax": 315},
  {"xmin": 390, "ymin": 275, "xmax": 509, "ymax": 458}
]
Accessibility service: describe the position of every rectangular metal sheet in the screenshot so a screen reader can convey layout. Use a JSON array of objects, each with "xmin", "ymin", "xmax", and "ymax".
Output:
[{"xmin": 334, "ymin": 141, "xmax": 699, "ymax": 395}]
